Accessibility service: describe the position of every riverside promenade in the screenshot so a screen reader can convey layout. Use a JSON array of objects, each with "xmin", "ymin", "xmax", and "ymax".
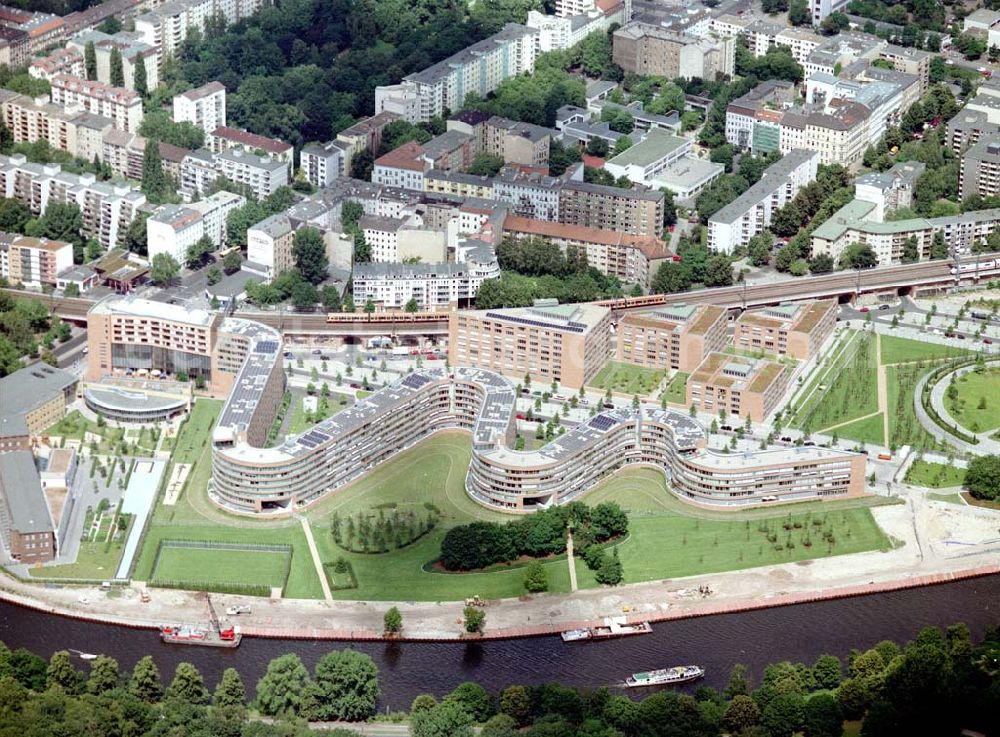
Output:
[{"xmin": 3, "ymin": 488, "xmax": 1000, "ymax": 642}]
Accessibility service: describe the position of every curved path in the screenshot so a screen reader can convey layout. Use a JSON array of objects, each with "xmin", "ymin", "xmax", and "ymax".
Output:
[{"xmin": 914, "ymin": 363, "xmax": 1000, "ymax": 454}]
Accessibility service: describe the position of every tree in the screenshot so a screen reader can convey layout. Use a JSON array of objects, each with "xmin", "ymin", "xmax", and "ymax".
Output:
[
  {"xmin": 964, "ymin": 454, "xmax": 1000, "ymax": 500},
  {"xmin": 292, "ymin": 280, "xmax": 318, "ymax": 311},
  {"xmin": 134, "ymin": 55, "xmax": 148, "ymax": 97},
  {"xmin": 404, "ymin": 297, "xmax": 420, "ymax": 313},
  {"xmin": 214, "ymin": 667, "xmax": 246, "ymax": 707},
  {"xmin": 601, "ymin": 107, "xmax": 634, "ymax": 134},
  {"xmin": 46, "ymin": 651, "xmax": 83, "ymax": 695},
  {"xmin": 411, "ymin": 698, "xmax": 475, "ymax": 737},
  {"xmin": 586, "ymin": 137, "xmax": 609, "ymax": 157},
  {"xmin": 37, "ymin": 201, "xmax": 84, "ymax": 262},
  {"xmin": 125, "ymin": 212, "xmax": 149, "ymax": 256},
  {"xmin": 384, "ymin": 606, "xmax": 403, "ymax": 635},
  {"xmin": 141, "ymin": 139, "xmax": 169, "ymax": 200},
  {"xmin": 150, "ymin": 253, "xmax": 180, "ymax": 286},
  {"xmin": 761, "ymin": 692, "xmax": 805, "ymax": 737},
  {"xmin": 704, "ymin": 254, "xmax": 734, "ymax": 287},
  {"xmin": 748, "ymin": 233, "xmax": 772, "ymax": 267},
  {"xmin": 500, "ymin": 685, "xmax": 532, "ymax": 726},
  {"xmin": 293, "ymin": 226, "xmax": 328, "ymax": 284},
  {"xmin": 206, "ymin": 264, "xmax": 223, "ymax": 285},
  {"xmin": 256, "ymin": 653, "xmax": 311, "ymax": 716},
  {"xmin": 930, "ymin": 231, "xmax": 948, "ymax": 260},
  {"xmin": 468, "ymin": 153, "xmax": 505, "ymax": 176},
  {"xmin": 662, "ymin": 187, "xmax": 677, "ymax": 227},
  {"xmin": 901, "ymin": 235, "xmax": 920, "ymax": 264},
  {"xmin": 186, "ymin": 234, "xmax": 213, "ymax": 268},
  {"xmin": 613, "ymin": 136, "xmax": 633, "ymax": 155},
  {"xmin": 523, "ymin": 559, "xmax": 548, "ymax": 592},
  {"xmin": 812, "ymin": 654, "xmax": 842, "ymax": 690},
  {"xmin": 310, "ymin": 649, "xmax": 379, "ymax": 721},
  {"xmin": 594, "ymin": 547, "xmax": 624, "ymax": 585},
  {"xmin": 802, "ymin": 692, "xmax": 843, "ymax": 737},
  {"xmin": 463, "ymin": 606, "xmax": 486, "ymax": 633},
  {"xmin": 447, "ymin": 681, "xmax": 493, "ymax": 722},
  {"xmin": 84, "ymin": 41, "xmax": 97, "ymax": 81},
  {"xmin": 165, "ymin": 662, "xmax": 209, "ymax": 705},
  {"xmin": 86, "ymin": 655, "xmax": 119, "ymax": 694},
  {"xmin": 723, "ymin": 694, "xmax": 761, "ymax": 734},
  {"xmin": 839, "ymin": 243, "xmax": 878, "ymax": 270},
  {"xmin": 109, "ymin": 47, "xmax": 125, "ymax": 87},
  {"xmin": 222, "ymin": 249, "xmax": 242, "ymax": 274},
  {"xmin": 810, "ymin": 253, "xmax": 834, "ymax": 274},
  {"xmin": 129, "ymin": 656, "xmax": 163, "ymax": 702}
]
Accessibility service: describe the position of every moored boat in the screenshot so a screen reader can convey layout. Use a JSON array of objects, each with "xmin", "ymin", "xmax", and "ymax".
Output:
[
  {"xmin": 624, "ymin": 666, "xmax": 704, "ymax": 688},
  {"xmin": 160, "ymin": 624, "xmax": 242, "ymax": 648},
  {"xmin": 561, "ymin": 617, "xmax": 652, "ymax": 642}
]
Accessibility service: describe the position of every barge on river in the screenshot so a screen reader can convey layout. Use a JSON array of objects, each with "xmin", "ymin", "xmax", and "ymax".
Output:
[
  {"xmin": 561, "ymin": 617, "xmax": 652, "ymax": 642},
  {"xmin": 160, "ymin": 624, "xmax": 241, "ymax": 648}
]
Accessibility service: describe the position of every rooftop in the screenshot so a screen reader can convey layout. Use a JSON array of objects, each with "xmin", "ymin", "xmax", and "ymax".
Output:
[
  {"xmin": 210, "ymin": 126, "xmax": 291, "ymax": 155},
  {"xmin": 90, "ymin": 294, "xmax": 216, "ymax": 328},
  {"xmin": 0, "ymin": 363, "xmax": 77, "ymax": 438},
  {"xmin": 0, "ymin": 451, "xmax": 51, "ymax": 534},
  {"xmin": 605, "ymin": 129, "xmax": 688, "ymax": 168},
  {"xmin": 711, "ymin": 150, "xmax": 817, "ymax": 224},
  {"xmin": 178, "ymin": 81, "xmax": 225, "ymax": 101}
]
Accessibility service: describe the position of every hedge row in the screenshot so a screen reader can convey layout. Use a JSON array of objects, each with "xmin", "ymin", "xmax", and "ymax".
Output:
[{"xmin": 149, "ymin": 579, "xmax": 272, "ymax": 597}]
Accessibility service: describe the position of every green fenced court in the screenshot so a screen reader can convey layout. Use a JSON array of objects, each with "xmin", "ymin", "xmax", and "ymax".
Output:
[{"xmin": 150, "ymin": 540, "xmax": 292, "ymax": 595}]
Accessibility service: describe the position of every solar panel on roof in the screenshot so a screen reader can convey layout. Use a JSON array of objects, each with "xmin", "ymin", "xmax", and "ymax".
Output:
[
  {"xmin": 589, "ymin": 415, "xmax": 616, "ymax": 431},
  {"xmin": 255, "ymin": 340, "xmax": 278, "ymax": 354},
  {"xmin": 298, "ymin": 437, "xmax": 318, "ymax": 448},
  {"xmin": 402, "ymin": 374, "xmax": 430, "ymax": 389}
]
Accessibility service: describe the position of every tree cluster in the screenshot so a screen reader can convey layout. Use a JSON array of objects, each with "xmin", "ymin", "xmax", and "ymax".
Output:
[
  {"xmin": 331, "ymin": 507, "xmax": 439, "ymax": 553},
  {"xmin": 439, "ymin": 501, "xmax": 627, "ymax": 571},
  {"xmin": 0, "ymin": 294, "xmax": 61, "ymax": 376}
]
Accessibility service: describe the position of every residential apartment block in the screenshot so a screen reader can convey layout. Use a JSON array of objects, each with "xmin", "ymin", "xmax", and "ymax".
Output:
[
  {"xmin": 733, "ymin": 300, "xmax": 837, "ymax": 361},
  {"xmin": 211, "ymin": 362, "xmax": 863, "ymax": 514},
  {"xmin": 811, "ymin": 199, "xmax": 1000, "ymax": 264},
  {"xmin": 50, "ymin": 74, "xmax": 143, "ymax": 133},
  {"xmin": 352, "ymin": 256, "xmax": 500, "ymax": 310},
  {"xmin": 173, "ymin": 81, "xmax": 226, "ymax": 135},
  {"xmin": 447, "ymin": 111, "xmax": 553, "ymax": 167},
  {"xmin": 0, "ymin": 233, "xmax": 73, "ymax": 289},
  {"xmin": 135, "ymin": 0, "xmax": 268, "ymax": 65},
  {"xmin": 0, "ymin": 25, "xmax": 29, "ymax": 67},
  {"xmin": 708, "ymin": 149, "xmax": 819, "ymax": 254},
  {"xmin": 687, "ymin": 351, "xmax": 790, "ymax": 422},
  {"xmin": 854, "ymin": 160, "xmax": 924, "ymax": 220},
  {"xmin": 448, "ymin": 302, "xmax": 612, "ymax": 389},
  {"xmin": 180, "ymin": 147, "xmax": 288, "ymax": 200},
  {"xmin": 612, "ymin": 22, "xmax": 735, "ymax": 81},
  {"xmin": 616, "ymin": 304, "xmax": 728, "ymax": 373},
  {"xmin": 374, "ymin": 23, "xmax": 538, "ymax": 123},
  {"xmin": 0, "ymin": 154, "xmax": 146, "ymax": 250},
  {"xmin": 29, "ymin": 47, "xmax": 84, "ymax": 82},
  {"xmin": 146, "ymin": 191, "xmax": 244, "ymax": 264},
  {"xmin": 360, "ymin": 213, "xmax": 447, "ymax": 264},
  {"xmin": 207, "ymin": 125, "xmax": 292, "ymax": 166},
  {"xmin": 0, "ymin": 89, "xmax": 83, "ymax": 156},
  {"xmin": 526, "ymin": 4, "xmax": 625, "ymax": 53},
  {"xmin": 947, "ymin": 109, "xmax": 1000, "ymax": 155},
  {"xmin": 0, "ymin": 4, "xmax": 64, "ymax": 55},
  {"xmin": 65, "ymin": 30, "xmax": 160, "ymax": 92},
  {"xmin": 558, "ymin": 180, "xmax": 665, "ymax": 237},
  {"xmin": 502, "ymin": 215, "xmax": 669, "ymax": 287},
  {"xmin": 300, "ymin": 139, "xmax": 350, "ymax": 188},
  {"xmin": 372, "ymin": 141, "xmax": 428, "ymax": 191},
  {"xmin": 960, "ymin": 138, "xmax": 1000, "ymax": 201}
]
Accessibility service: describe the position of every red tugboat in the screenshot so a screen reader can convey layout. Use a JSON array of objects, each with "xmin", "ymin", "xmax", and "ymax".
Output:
[{"xmin": 160, "ymin": 624, "xmax": 242, "ymax": 648}]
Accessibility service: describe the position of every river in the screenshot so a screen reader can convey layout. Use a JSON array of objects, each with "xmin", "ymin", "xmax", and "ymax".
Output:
[{"xmin": 2, "ymin": 576, "xmax": 999, "ymax": 710}]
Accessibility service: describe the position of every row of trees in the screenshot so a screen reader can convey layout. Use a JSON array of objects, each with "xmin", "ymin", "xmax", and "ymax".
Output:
[
  {"xmin": 2, "ymin": 619, "xmax": 999, "ymax": 735},
  {"xmin": 439, "ymin": 501, "xmax": 627, "ymax": 571},
  {"xmin": 330, "ymin": 507, "xmax": 439, "ymax": 553},
  {"xmin": 0, "ymin": 293, "xmax": 68, "ymax": 376}
]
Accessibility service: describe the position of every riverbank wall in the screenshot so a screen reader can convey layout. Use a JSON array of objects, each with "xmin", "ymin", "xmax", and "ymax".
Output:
[{"xmin": 3, "ymin": 563, "xmax": 999, "ymax": 643}]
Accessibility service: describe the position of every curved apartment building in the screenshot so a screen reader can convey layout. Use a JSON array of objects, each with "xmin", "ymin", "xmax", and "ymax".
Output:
[{"xmin": 211, "ymin": 360, "xmax": 866, "ymax": 513}]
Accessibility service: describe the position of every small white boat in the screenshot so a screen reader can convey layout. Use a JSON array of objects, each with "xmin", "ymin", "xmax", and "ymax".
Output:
[{"xmin": 69, "ymin": 649, "xmax": 97, "ymax": 660}]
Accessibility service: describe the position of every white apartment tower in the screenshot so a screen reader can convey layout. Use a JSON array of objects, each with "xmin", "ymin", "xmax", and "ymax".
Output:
[{"xmin": 172, "ymin": 81, "xmax": 226, "ymax": 135}]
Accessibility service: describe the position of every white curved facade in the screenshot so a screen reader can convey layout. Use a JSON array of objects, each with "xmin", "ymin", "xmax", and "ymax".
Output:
[{"xmin": 211, "ymin": 346, "xmax": 866, "ymax": 513}]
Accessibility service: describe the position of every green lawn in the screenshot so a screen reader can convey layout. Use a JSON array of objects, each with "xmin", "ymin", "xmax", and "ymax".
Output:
[
  {"xmin": 661, "ymin": 372, "xmax": 689, "ymax": 405},
  {"xmin": 792, "ymin": 332, "xmax": 878, "ymax": 433},
  {"xmin": 575, "ymin": 469, "xmax": 891, "ymax": 587},
  {"xmin": 45, "ymin": 411, "xmax": 127, "ymax": 454},
  {"xmin": 833, "ymin": 413, "xmax": 885, "ymax": 446},
  {"xmin": 904, "ymin": 460, "xmax": 966, "ymax": 488},
  {"xmin": 945, "ymin": 368, "xmax": 1000, "ymax": 433},
  {"xmin": 591, "ymin": 361, "xmax": 666, "ymax": 397},
  {"xmin": 152, "ymin": 546, "xmax": 290, "ymax": 589},
  {"xmin": 879, "ymin": 334, "xmax": 970, "ymax": 365}
]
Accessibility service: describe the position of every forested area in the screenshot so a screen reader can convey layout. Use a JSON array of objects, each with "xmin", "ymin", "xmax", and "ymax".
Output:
[
  {"xmin": 0, "ymin": 291, "xmax": 72, "ymax": 376},
  {"xmin": 170, "ymin": 0, "xmax": 552, "ymax": 146},
  {"xmin": 1, "ymin": 619, "xmax": 999, "ymax": 736}
]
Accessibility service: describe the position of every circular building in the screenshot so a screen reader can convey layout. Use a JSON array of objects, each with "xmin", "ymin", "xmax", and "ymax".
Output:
[{"xmin": 84, "ymin": 382, "xmax": 191, "ymax": 423}]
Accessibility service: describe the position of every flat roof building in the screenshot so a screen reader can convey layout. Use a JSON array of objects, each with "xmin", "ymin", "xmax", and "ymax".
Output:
[
  {"xmin": 734, "ymin": 299, "xmax": 837, "ymax": 361},
  {"xmin": 617, "ymin": 304, "xmax": 728, "ymax": 374},
  {"xmin": 449, "ymin": 302, "xmax": 612, "ymax": 388},
  {"xmin": 0, "ymin": 363, "xmax": 78, "ymax": 452},
  {"xmin": 687, "ymin": 352, "xmax": 790, "ymax": 422},
  {"xmin": 0, "ymin": 451, "xmax": 55, "ymax": 563}
]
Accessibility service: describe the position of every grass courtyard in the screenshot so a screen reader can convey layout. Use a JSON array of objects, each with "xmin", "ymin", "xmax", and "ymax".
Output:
[
  {"xmin": 904, "ymin": 460, "xmax": 966, "ymax": 489},
  {"xmin": 591, "ymin": 361, "xmax": 666, "ymax": 397},
  {"xmin": 661, "ymin": 372, "xmax": 689, "ymax": 405},
  {"xmin": 791, "ymin": 331, "xmax": 878, "ymax": 434},
  {"xmin": 945, "ymin": 368, "xmax": 1000, "ymax": 433}
]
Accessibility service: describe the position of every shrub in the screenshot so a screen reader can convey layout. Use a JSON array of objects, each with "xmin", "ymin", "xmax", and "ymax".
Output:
[{"xmin": 523, "ymin": 560, "xmax": 548, "ymax": 593}]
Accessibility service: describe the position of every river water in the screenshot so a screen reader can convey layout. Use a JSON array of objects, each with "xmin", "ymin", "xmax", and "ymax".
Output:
[{"xmin": 2, "ymin": 576, "xmax": 999, "ymax": 710}]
